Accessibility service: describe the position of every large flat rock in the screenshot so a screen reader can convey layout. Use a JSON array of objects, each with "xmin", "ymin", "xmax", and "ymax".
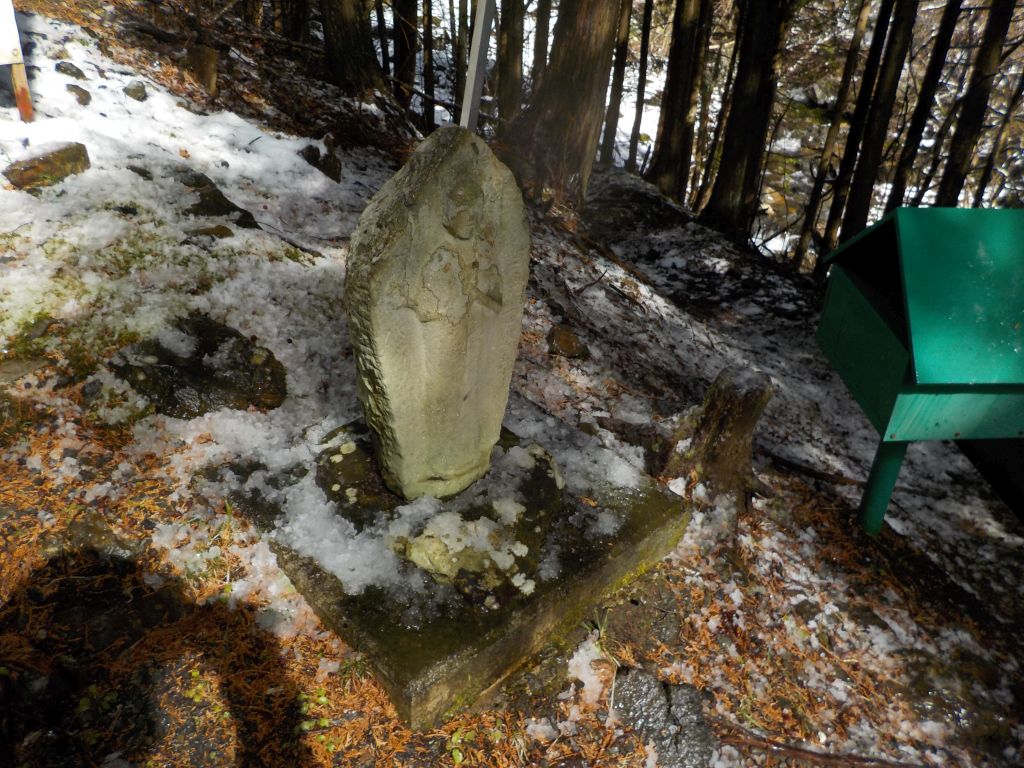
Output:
[{"xmin": 238, "ymin": 396, "xmax": 690, "ymax": 728}]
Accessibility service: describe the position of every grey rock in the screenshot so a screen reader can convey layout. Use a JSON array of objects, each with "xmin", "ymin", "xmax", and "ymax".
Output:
[
  {"xmin": 55, "ymin": 61, "xmax": 87, "ymax": 80},
  {"xmin": 2, "ymin": 142, "xmax": 90, "ymax": 190},
  {"xmin": 0, "ymin": 358, "xmax": 48, "ymax": 387},
  {"xmin": 66, "ymin": 84, "xmax": 91, "ymax": 105},
  {"xmin": 123, "ymin": 80, "xmax": 147, "ymax": 101},
  {"xmin": 111, "ymin": 314, "xmax": 286, "ymax": 419},
  {"xmin": 171, "ymin": 166, "xmax": 259, "ymax": 229},
  {"xmin": 548, "ymin": 324, "xmax": 590, "ymax": 360},
  {"xmin": 345, "ymin": 126, "xmax": 530, "ymax": 499},
  {"xmin": 614, "ymin": 668, "xmax": 715, "ymax": 768}
]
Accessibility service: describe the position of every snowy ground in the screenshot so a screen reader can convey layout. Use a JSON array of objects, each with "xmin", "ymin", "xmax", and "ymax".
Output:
[{"xmin": 2, "ymin": 8, "xmax": 1022, "ymax": 767}]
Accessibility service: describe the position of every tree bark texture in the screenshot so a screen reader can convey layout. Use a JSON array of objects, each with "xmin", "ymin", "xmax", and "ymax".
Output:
[
  {"xmin": 646, "ymin": 0, "xmax": 711, "ymax": 201},
  {"xmin": 423, "ymin": 0, "xmax": 436, "ymax": 128},
  {"xmin": 532, "ymin": 0, "xmax": 552, "ymax": 87},
  {"xmin": 600, "ymin": 0, "xmax": 633, "ymax": 165},
  {"xmin": 694, "ymin": 7, "xmax": 741, "ymax": 212},
  {"xmin": 320, "ymin": 0, "xmax": 383, "ymax": 94},
  {"xmin": 375, "ymin": 0, "xmax": 390, "ymax": 75},
  {"xmin": 627, "ymin": 0, "xmax": 654, "ymax": 172},
  {"xmin": 884, "ymin": 0, "xmax": 962, "ymax": 211},
  {"xmin": 275, "ymin": 0, "xmax": 310, "ymax": 40},
  {"xmin": 454, "ymin": 0, "xmax": 468, "ymax": 118},
  {"xmin": 839, "ymin": 0, "xmax": 919, "ymax": 243},
  {"xmin": 500, "ymin": 0, "xmax": 620, "ymax": 207},
  {"xmin": 793, "ymin": 0, "xmax": 872, "ymax": 269},
  {"xmin": 392, "ymin": 0, "xmax": 418, "ymax": 108},
  {"xmin": 498, "ymin": 0, "xmax": 526, "ymax": 127},
  {"xmin": 663, "ymin": 366, "xmax": 773, "ymax": 507},
  {"xmin": 819, "ymin": 0, "xmax": 896, "ymax": 259},
  {"xmin": 700, "ymin": 0, "xmax": 794, "ymax": 245},
  {"xmin": 973, "ymin": 69, "xmax": 1024, "ymax": 208},
  {"xmin": 936, "ymin": 0, "xmax": 1016, "ymax": 207}
]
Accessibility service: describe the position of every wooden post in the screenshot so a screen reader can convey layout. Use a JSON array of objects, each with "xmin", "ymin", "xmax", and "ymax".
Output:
[
  {"xmin": 459, "ymin": 0, "xmax": 495, "ymax": 131},
  {"xmin": 1, "ymin": 0, "xmax": 33, "ymax": 122}
]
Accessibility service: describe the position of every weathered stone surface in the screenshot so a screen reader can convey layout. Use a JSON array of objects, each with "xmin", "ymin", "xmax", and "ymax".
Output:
[
  {"xmin": 123, "ymin": 80, "xmax": 148, "ymax": 101},
  {"xmin": 172, "ymin": 167, "xmax": 259, "ymax": 229},
  {"xmin": 345, "ymin": 126, "xmax": 530, "ymax": 499},
  {"xmin": 614, "ymin": 668, "xmax": 716, "ymax": 768},
  {"xmin": 66, "ymin": 84, "xmax": 91, "ymax": 105},
  {"xmin": 547, "ymin": 323, "xmax": 590, "ymax": 359},
  {"xmin": 111, "ymin": 314, "xmax": 286, "ymax": 418},
  {"xmin": 55, "ymin": 61, "xmax": 87, "ymax": 80},
  {"xmin": 2, "ymin": 142, "xmax": 90, "ymax": 190},
  {"xmin": 233, "ymin": 394, "xmax": 691, "ymax": 729}
]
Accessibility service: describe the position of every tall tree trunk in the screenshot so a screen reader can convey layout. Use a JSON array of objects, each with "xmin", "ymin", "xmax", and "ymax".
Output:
[
  {"xmin": 700, "ymin": 0, "xmax": 794, "ymax": 245},
  {"xmin": 973, "ymin": 70, "xmax": 1024, "ymax": 208},
  {"xmin": 885, "ymin": 0, "xmax": 963, "ymax": 212},
  {"xmin": 422, "ymin": 0, "xmax": 436, "ymax": 129},
  {"xmin": 320, "ymin": 0, "xmax": 383, "ymax": 94},
  {"xmin": 275, "ymin": 0, "xmax": 310, "ymax": 40},
  {"xmin": 627, "ymin": 0, "xmax": 654, "ymax": 173},
  {"xmin": 455, "ymin": 0, "xmax": 469, "ymax": 118},
  {"xmin": 645, "ymin": 0, "xmax": 704, "ymax": 200},
  {"xmin": 532, "ymin": 0, "xmax": 552, "ymax": 88},
  {"xmin": 820, "ymin": 0, "xmax": 896, "ymax": 258},
  {"xmin": 392, "ymin": 0, "xmax": 418, "ymax": 109},
  {"xmin": 839, "ymin": 0, "xmax": 919, "ymax": 243},
  {"xmin": 793, "ymin": 0, "xmax": 871, "ymax": 268},
  {"xmin": 600, "ymin": 0, "xmax": 633, "ymax": 166},
  {"xmin": 689, "ymin": 0, "xmax": 717, "ymax": 206},
  {"xmin": 500, "ymin": 0, "xmax": 621, "ymax": 206},
  {"xmin": 498, "ymin": 0, "xmax": 526, "ymax": 127},
  {"xmin": 936, "ymin": 0, "xmax": 1016, "ymax": 207},
  {"xmin": 374, "ymin": 0, "xmax": 390, "ymax": 75},
  {"xmin": 910, "ymin": 91, "xmax": 961, "ymax": 206},
  {"xmin": 694, "ymin": 6, "xmax": 742, "ymax": 213}
]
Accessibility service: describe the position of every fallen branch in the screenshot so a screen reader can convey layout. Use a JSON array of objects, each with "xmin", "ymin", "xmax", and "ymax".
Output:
[{"xmin": 711, "ymin": 717, "xmax": 929, "ymax": 768}]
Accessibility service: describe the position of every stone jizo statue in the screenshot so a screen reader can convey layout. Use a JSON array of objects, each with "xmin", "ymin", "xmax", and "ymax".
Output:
[{"xmin": 345, "ymin": 127, "xmax": 530, "ymax": 499}]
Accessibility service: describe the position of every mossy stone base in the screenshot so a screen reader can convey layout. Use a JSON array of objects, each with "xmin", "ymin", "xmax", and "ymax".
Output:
[{"xmin": 243, "ymin": 417, "xmax": 690, "ymax": 729}]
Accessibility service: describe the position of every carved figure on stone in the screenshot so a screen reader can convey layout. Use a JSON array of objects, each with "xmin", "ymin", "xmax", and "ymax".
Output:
[{"xmin": 345, "ymin": 127, "xmax": 530, "ymax": 499}]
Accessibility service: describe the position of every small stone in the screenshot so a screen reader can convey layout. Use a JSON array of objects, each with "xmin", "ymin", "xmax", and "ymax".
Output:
[
  {"xmin": 55, "ymin": 61, "xmax": 87, "ymax": 80},
  {"xmin": 547, "ymin": 324, "xmax": 590, "ymax": 360},
  {"xmin": 123, "ymin": 81, "xmax": 148, "ymax": 101},
  {"xmin": 2, "ymin": 142, "xmax": 91, "ymax": 190},
  {"xmin": 66, "ymin": 84, "xmax": 91, "ymax": 105},
  {"xmin": 127, "ymin": 165, "xmax": 153, "ymax": 181},
  {"xmin": 339, "ymin": 441, "xmax": 357, "ymax": 455},
  {"xmin": 187, "ymin": 224, "xmax": 234, "ymax": 239}
]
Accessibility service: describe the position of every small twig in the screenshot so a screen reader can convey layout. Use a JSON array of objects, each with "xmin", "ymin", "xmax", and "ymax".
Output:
[
  {"xmin": 571, "ymin": 269, "xmax": 609, "ymax": 297},
  {"xmin": 209, "ymin": 0, "xmax": 243, "ymax": 24},
  {"xmin": 711, "ymin": 717, "xmax": 929, "ymax": 768}
]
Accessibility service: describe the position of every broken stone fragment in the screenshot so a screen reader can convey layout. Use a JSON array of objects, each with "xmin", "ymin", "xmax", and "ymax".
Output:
[
  {"xmin": 547, "ymin": 323, "xmax": 590, "ymax": 359},
  {"xmin": 123, "ymin": 80, "xmax": 148, "ymax": 101},
  {"xmin": 172, "ymin": 166, "xmax": 259, "ymax": 229},
  {"xmin": 2, "ymin": 142, "xmax": 91, "ymax": 190},
  {"xmin": 613, "ymin": 668, "xmax": 716, "ymax": 768},
  {"xmin": 66, "ymin": 84, "xmax": 91, "ymax": 105},
  {"xmin": 111, "ymin": 314, "xmax": 286, "ymax": 419},
  {"xmin": 345, "ymin": 126, "xmax": 530, "ymax": 499},
  {"xmin": 55, "ymin": 61, "xmax": 87, "ymax": 80}
]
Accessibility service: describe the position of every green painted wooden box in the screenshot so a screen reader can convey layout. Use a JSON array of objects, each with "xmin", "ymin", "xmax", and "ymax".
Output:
[{"xmin": 816, "ymin": 207, "xmax": 1024, "ymax": 533}]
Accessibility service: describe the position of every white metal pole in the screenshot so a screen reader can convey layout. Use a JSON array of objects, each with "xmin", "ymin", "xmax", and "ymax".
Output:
[{"xmin": 459, "ymin": 0, "xmax": 496, "ymax": 131}]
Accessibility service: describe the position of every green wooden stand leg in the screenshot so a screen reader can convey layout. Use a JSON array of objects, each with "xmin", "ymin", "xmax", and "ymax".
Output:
[{"xmin": 859, "ymin": 440, "xmax": 908, "ymax": 535}]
